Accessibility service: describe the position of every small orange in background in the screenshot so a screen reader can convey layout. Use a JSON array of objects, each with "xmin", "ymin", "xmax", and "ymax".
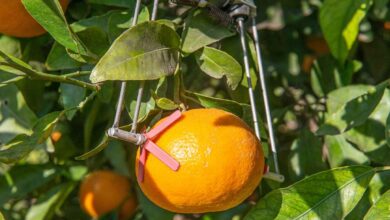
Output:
[
  {"xmin": 50, "ymin": 131, "xmax": 62, "ymax": 143},
  {"xmin": 384, "ymin": 21, "xmax": 390, "ymax": 30},
  {"xmin": 136, "ymin": 108, "xmax": 265, "ymax": 213},
  {"xmin": 79, "ymin": 171, "xmax": 137, "ymax": 219},
  {"xmin": 302, "ymin": 55, "xmax": 316, "ymax": 73},
  {"xmin": 0, "ymin": 0, "xmax": 69, "ymax": 38},
  {"xmin": 305, "ymin": 36, "xmax": 330, "ymax": 56}
]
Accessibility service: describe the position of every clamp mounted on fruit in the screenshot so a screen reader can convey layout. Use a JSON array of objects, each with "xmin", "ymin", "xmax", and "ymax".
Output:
[{"xmin": 106, "ymin": 0, "xmax": 285, "ymax": 213}]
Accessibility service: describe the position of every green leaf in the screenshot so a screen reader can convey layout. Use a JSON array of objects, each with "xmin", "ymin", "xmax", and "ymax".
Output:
[
  {"xmin": 0, "ymin": 134, "xmax": 40, "ymax": 163},
  {"xmin": 90, "ymin": 21, "xmax": 180, "ymax": 83},
  {"xmin": 310, "ymin": 56, "xmax": 361, "ymax": 97},
  {"xmin": 0, "ymin": 36, "xmax": 21, "ymax": 58},
  {"xmin": 244, "ymin": 166, "xmax": 375, "ymax": 220},
  {"xmin": 320, "ymin": 0, "xmax": 373, "ymax": 63},
  {"xmin": 45, "ymin": 43, "xmax": 82, "ymax": 71},
  {"xmin": 184, "ymin": 90, "xmax": 244, "ymax": 117},
  {"xmin": 104, "ymin": 141, "xmax": 130, "ymax": 176},
  {"xmin": 0, "ymin": 165, "xmax": 59, "ymax": 205},
  {"xmin": 327, "ymin": 85, "xmax": 372, "ymax": 114},
  {"xmin": 316, "ymin": 81, "xmax": 387, "ymax": 135},
  {"xmin": 346, "ymin": 171, "xmax": 390, "ymax": 219},
  {"xmin": 344, "ymin": 119, "xmax": 390, "ymax": 165},
  {"xmin": 0, "ymin": 111, "xmax": 63, "ymax": 163},
  {"xmin": 75, "ymin": 134, "xmax": 109, "ymax": 160},
  {"xmin": 0, "ymin": 84, "xmax": 37, "ymax": 145},
  {"xmin": 155, "ymin": 98, "xmax": 179, "ymax": 111},
  {"xmin": 195, "ymin": 47, "xmax": 242, "ymax": 90},
  {"xmin": 26, "ymin": 182, "xmax": 75, "ymax": 220},
  {"xmin": 181, "ymin": 10, "xmax": 235, "ymax": 54},
  {"xmin": 326, "ymin": 85, "xmax": 390, "ymax": 161},
  {"xmin": 22, "ymin": 0, "xmax": 91, "ymax": 57},
  {"xmin": 59, "ymin": 84, "xmax": 86, "ymax": 120},
  {"xmin": 125, "ymin": 78, "xmax": 167, "ymax": 121},
  {"xmin": 325, "ymin": 135, "xmax": 370, "ymax": 168},
  {"xmin": 288, "ymin": 129, "xmax": 328, "ymax": 181},
  {"xmin": 364, "ymin": 189, "xmax": 390, "ymax": 220},
  {"xmin": 31, "ymin": 111, "xmax": 64, "ymax": 144}
]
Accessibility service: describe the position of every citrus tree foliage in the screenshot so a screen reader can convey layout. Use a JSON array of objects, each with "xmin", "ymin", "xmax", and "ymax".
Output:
[{"xmin": 0, "ymin": 0, "xmax": 390, "ymax": 219}]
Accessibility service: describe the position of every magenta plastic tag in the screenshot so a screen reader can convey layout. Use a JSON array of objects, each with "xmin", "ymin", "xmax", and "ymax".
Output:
[{"xmin": 138, "ymin": 110, "xmax": 182, "ymax": 182}]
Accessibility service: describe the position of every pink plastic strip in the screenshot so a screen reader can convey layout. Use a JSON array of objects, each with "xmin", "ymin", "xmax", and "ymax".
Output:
[
  {"xmin": 145, "ymin": 110, "xmax": 182, "ymax": 140},
  {"xmin": 144, "ymin": 140, "xmax": 180, "ymax": 171},
  {"xmin": 137, "ymin": 110, "xmax": 182, "ymax": 182},
  {"xmin": 137, "ymin": 147, "xmax": 147, "ymax": 182}
]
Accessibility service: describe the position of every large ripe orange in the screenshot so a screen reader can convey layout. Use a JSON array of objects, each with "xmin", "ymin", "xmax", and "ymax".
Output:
[
  {"xmin": 79, "ymin": 171, "xmax": 137, "ymax": 219},
  {"xmin": 0, "ymin": 0, "xmax": 69, "ymax": 38},
  {"xmin": 136, "ymin": 108, "xmax": 265, "ymax": 213}
]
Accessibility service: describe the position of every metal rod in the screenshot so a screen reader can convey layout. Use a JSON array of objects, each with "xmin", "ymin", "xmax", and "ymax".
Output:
[
  {"xmin": 237, "ymin": 18, "xmax": 261, "ymax": 139},
  {"xmin": 251, "ymin": 18, "xmax": 280, "ymax": 174},
  {"xmin": 131, "ymin": 0, "xmax": 160, "ymax": 133},
  {"xmin": 131, "ymin": 81, "xmax": 145, "ymax": 132},
  {"xmin": 263, "ymin": 171, "xmax": 285, "ymax": 182},
  {"xmin": 111, "ymin": 0, "xmax": 142, "ymax": 129}
]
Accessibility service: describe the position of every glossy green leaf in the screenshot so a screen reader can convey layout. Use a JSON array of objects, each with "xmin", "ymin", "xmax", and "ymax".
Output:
[
  {"xmin": 26, "ymin": 182, "xmax": 75, "ymax": 220},
  {"xmin": 0, "ymin": 134, "xmax": 40, "ymax": 163},
  {"xmin": 31, "ymin": 111, "xmax": 63, "ymax": 144},
  {"xmin": 90, "ymin": 21, "xmax": 180, "ymax": 83},
  {"xmin": 245, "ymin": 166, "xmax": 375, "ymax": 220},
  {"xmin": 45, "ymin": 42, "xmax": 82, "ymax": 71},
  {"xmin": 125, "ymin": 78, "xmax": 167, "ymax": 121},
  {"xmin": 0, "ymin": 165, "xmax": 59, "ymax": 205},
  {"xmin": 288, "ymin": 129, "xmax": 328, "ymax": 181},
  {"xmin": 181, "ymin": 10, "xmax": 235, "ymax": 54},
  {"xmin": 195, "ymin": 46, "xmax": 242, "ymax": 90},
  {"xmin": 59, "ymin": 84, "xmax": 86, "ymax": 119},
  {"xmin": 0, "ymin": 36, "xmax": 21, "ymax": 58},
  {"xmin": 320, "ymin": 0, "xmax": 373, "ymax": 63},
  {"xmin": 220, "ymin": 35, "xmax": 257, "ymax": 102},
  {"xmin": 22, "ymin": 0, "xmax": 91, "ymax": 57},
  {"xmin": 104, "ymin": 141, "xmax": 130, "ymax": 176},
  {"xmin": 0, "ymin": 111, "xmax": 63, "ymax": 163},
  {"xmin": 344, "ymin": 119, "xmax": 390, "ymax": 165},
  {"xmin": 325, "ymin": 135, "xmax": 370, "ymax": 168},
  {"xmin": 316, "ymin": 82, "xmax": 387, "ymax": 135},
  {"xmin": 346, "ymin": 171, "xmax": 390, "ymax": 219},
  {"xmin": 364, "ymin": 189, "xmax": 390, "ymax": 220},
  {"xmin": 184, "ymin": 90, "xmax": 244, "ymax": 117},
  {"xmin": 75, "ymin": 134, "xmax": 109, "ymax": 160},
  {"xmin": 310, "ymin": 56, "xmax": 361, "ymax": 97},
  {"xmin": 0, "ymin": 84, "xmax": 37, "ymax": 145},
  {"xmin": 155, "ymin": 98, "xmax": 179, "ymax": 111}
]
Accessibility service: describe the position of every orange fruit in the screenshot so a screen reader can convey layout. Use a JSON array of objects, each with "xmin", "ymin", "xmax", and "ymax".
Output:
[
  {"xmin": 0, "ymin": 0, "xmax": 69, "ymax": 38},
  {"xmin": 384, "ymin": 21, "xmax": 390, "ymax": 30},
  {"xmin": 50, "ymin": 131, "xmax": 62, "ymax": 143},
  {"xmin": 302, "ymin": 55, "xmax": 315, "ymax": 73},
  {"xmin": 79, "ymin": 171, "xmax": 137, "ymax": 219},
  {"xmin": 305, "ymin": 36, "xmax": 330, "ymax": 56},
  {"xmin": 136, "ymin": 108, "xmax": 265, "ymax": 213}
]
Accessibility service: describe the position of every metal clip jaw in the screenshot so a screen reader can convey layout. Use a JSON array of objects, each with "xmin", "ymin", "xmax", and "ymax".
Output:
[{"xmin": 107, "ymin": 128, "xmax": 147, "ymax": 146}]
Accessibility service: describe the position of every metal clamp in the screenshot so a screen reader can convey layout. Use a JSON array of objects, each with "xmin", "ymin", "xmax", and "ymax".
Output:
[{"xmin": 107, "ymin": 128, "xmax": 146, "ymax": 145}]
